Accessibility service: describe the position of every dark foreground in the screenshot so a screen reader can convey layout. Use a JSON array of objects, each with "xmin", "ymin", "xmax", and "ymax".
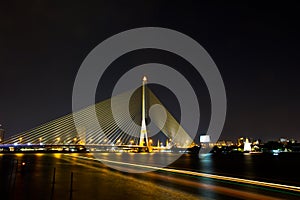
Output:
[{"xmin": 1, "ymin": 153, "xmax": 300, "ymax": 200}]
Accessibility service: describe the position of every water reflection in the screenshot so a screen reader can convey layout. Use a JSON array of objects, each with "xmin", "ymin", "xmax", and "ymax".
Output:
[{"xmin": 91, "ymin": 152, "xmax": 184, "ymax": 173}]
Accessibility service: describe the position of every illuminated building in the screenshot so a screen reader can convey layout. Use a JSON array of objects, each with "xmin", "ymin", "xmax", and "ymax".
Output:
[
  {"xmin": 243, "ymin": 138, "xmax": 252, "ymax": 152},
  {"xmin": 199, "ymin": 135, "xmax": 210, "ymax": 148},
  {"xmin": 216, "ymin": 140, "xmax": 226, "ymax": 146},
  {"xmin": 237, "ymin": 137, "xmax": 244, "ymax": 146}
]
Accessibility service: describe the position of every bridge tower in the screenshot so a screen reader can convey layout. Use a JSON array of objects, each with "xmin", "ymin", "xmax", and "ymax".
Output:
[{"xmin": 139, "ymin": 76, "xmax": 149, "ymax": 148}]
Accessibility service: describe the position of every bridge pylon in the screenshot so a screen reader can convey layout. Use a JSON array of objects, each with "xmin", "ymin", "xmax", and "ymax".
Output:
[{"xmin": 139, "ymin": 76, "xmax": 152, "ymax": 152}]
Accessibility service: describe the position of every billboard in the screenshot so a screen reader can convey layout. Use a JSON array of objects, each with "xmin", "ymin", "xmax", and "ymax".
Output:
[{"xmin": 200, "ymin": 135, "xmax": 210, "ymax": 143}]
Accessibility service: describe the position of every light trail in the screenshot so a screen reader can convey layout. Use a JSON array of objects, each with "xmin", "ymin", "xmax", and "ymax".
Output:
[
  {"xmin": 57, "ymin": 154, "xmax": 281, "ymax": 200},
  {"xmin": 65, "ymin": 154, "xmax": 300, "ymax": 194}
]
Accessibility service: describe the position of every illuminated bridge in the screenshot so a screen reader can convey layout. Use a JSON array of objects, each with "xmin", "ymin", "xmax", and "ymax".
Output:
[{"xmin": 1, "ymin": 76, "xmax": 194, "ymax": 152}]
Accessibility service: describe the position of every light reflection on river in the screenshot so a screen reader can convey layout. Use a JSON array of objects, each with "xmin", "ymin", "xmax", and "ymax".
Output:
[{"xmin": 1, "ymin": 152, "xmax": 300, "ymax": 199}]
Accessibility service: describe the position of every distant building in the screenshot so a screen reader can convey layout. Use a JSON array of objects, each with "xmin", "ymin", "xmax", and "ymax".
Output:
[
  {"xmin": 199, "ymin": 135, "xmax": 211, "ymax": 149},
  {"xmin": 237, "ymin": 137, "xmax": 244, "ymax": 146},
  {"xmin": 289, "ymin": 139, "xmax": 297, "ymax": 144},
  {"xmin": 226, "ymin": 141, "xmax": 234, "ymax": 146},
  {"xmin": 216, "ymin": 140, "xmax": 226, "ymax": 146},
  {"xmin": 200, "ymin": 135, "xmax": 211, "ymax": 143},
  {"xmin": 243, "ymin": 138, "xmax": 252, "ymax": 152},
  {"xmin": 253, "ymin": 139, "xmax": 261, "ymax": 145},
  {"xmin": 279, "ymin": 137, "xmax": 288, "ymax": 144},
  {"xmin": 279, "ymin": 137, "xmax": 297, "ymax": 144}
]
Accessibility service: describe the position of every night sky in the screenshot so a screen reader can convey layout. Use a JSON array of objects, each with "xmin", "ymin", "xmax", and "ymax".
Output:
[{"xmin": 1, "ymin": 1, "xmax": 300, "ymax": 142}]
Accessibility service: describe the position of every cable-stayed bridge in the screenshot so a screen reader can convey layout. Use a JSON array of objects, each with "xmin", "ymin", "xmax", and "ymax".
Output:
[{"xmin": 2, "ymin": 77, "xmax": 195, "ymax": 152}]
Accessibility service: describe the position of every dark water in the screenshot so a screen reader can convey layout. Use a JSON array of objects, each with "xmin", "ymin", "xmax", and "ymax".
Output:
[
  {"xmin": 1, "ymin": 152, "xmax": 300, "ymax": 200},
  {"xmin": 171, "ymin": 153, "xmax": 300, "ymax": 186},
  {"xmin": 88, "ymin": 152, "xmax": 300, "ymax": 186}
]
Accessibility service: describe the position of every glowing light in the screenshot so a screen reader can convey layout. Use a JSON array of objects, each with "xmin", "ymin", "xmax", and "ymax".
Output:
[
  {"xmin": 143, "ymin": 76, "xmax": 147, "ymax": 81},
  {"xmin": 200, "ymin": 135, "xmax": 210, "ymax": 143},
  {"xmin": 53, "ymin": 153, "xmax": 61, "ymax": 158},
  {"xmin": 244, "ymin": 138, "xmax": 251, "ymax": 152},
  {"xmin": 67, "ymin": 154, "xmax": 300, "ymax": 193}
]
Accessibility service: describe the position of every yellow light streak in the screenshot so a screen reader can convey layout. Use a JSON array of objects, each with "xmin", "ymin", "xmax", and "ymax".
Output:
[{"xmin": 66, "ymin": 154, "xmax": 300, "ymax": 193}]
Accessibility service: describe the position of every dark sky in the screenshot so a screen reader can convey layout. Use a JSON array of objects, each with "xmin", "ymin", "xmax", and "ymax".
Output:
[{"xmin": 1, "ymin": 1, "xmax": 300, "ymax": 142}]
